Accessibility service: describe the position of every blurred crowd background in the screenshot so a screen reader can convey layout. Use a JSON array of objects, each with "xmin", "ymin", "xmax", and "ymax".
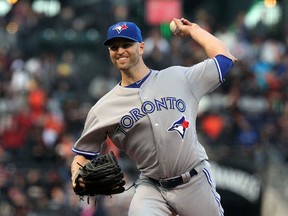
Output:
[{"xmin": 0, "ymin": 0, "xmax": 288, "ymax": 215}]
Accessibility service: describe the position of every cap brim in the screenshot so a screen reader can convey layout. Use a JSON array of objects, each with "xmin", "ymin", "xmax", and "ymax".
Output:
[{"xmin": 104, "ymin": 36, "xmax": 138, "ymax": 46}]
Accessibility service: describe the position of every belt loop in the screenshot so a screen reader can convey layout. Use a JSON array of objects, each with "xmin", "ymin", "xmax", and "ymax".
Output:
[{"xmin": 181, "ymin": 172, "xmax": 191, "ymax": 184}]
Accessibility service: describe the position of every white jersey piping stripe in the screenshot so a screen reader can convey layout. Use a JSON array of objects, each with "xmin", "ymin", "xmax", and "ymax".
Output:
[
  {"xmin": 72, "ymin": 147, "xmax": 99, "ymax": 157},
  {"xmin": 203, "ymin": 168, "xmax": 224, "ymax": 216},
  {"xmin": 213, "ymin": 57, "xmax": 223, "ymax": 83}
]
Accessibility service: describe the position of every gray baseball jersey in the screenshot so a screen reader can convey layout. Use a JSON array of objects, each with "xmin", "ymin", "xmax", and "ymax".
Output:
[{"xmin": 72, "ymin": 55, "xmax": 230, "ymax": 181}]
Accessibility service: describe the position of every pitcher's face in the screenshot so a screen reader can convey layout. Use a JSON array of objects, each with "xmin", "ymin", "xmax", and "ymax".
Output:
[{"xmin": 108, "ymin": 38, "xmax": 144, "ymax": 71}]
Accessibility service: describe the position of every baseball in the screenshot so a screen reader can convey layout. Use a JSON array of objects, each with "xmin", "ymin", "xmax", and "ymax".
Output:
[{"xmin": 169, "ymin": 19, "xmax": 181, "ymax": 33}]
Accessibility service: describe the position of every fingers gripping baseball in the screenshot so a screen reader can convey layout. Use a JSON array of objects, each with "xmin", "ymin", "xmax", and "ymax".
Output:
[
  {"xmin": 170, "ymin": 18, "xmax": 191, "ymax": 37},
  {"xmin": 170, "ymin": 19, "xmax": 181, "ymax": 33}
]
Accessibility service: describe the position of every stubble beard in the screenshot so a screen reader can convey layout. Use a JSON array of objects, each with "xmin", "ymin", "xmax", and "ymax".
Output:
[{"xmin": 114, "ymin": 55, "xmax": 139, "ymax": 71}]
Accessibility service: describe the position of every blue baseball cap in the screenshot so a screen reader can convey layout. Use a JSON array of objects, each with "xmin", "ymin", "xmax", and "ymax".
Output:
[{"xmin": 104, "ymin": 21, "xmax": 142, "ymax": 46}]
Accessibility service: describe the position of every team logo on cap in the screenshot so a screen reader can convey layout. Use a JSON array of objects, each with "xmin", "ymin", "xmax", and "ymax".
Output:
[
  {"xmin": 168, "ymin": 116, "xmax": 190, "ymax": 139},
  {"xmin": 113, "ymin": 23, "xmax": 128, "ymax": 34}
]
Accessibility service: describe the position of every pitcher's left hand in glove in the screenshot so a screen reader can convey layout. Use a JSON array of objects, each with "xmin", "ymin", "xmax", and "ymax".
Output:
[{"xmin": 73, "ymin": 151, "xmax": 126, "ymax": 197}]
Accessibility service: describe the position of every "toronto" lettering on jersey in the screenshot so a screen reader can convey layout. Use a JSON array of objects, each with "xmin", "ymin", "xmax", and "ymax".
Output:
[{"xmin": 116, "ymin": 97, "xmax": 186, "ymax": 134}]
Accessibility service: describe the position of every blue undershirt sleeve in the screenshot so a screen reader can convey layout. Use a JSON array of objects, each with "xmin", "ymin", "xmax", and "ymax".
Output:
[{"xmin": 214, "ymin": 54, "xmax": 234, "ymax": 82}]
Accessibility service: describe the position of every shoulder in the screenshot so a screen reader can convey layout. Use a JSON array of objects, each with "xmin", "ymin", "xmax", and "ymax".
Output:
[
  {"xmin": 154, "ymin": 59, "xmax": 217, "ymax": 75},
  {"xmin": 148, "ymin": 59, "xmax": 221, "ymax": 82}
]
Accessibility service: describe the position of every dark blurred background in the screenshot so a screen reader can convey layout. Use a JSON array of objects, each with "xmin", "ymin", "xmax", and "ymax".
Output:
[{"xmin": 0, "ymin": 0, "xmax": 288, "ymax": 215}]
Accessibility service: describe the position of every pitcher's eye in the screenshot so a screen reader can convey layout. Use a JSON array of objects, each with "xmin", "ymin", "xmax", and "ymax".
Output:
[{"xmin": 109, "ymin": 45, "xmax": 118, "ymax": 51}]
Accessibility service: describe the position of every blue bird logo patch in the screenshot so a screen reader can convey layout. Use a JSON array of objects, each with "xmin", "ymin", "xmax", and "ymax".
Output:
[
  {"xmin": 113, "ymin": 23, "xmax": 128, "ymax": 34},
  {"xmin": 168, "ymin": 116, "xmax": 190, "ymax": 139}
]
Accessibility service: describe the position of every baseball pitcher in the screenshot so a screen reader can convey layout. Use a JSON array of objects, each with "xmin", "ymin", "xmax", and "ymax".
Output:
[{"xmin": 71, "ymin": 18, "xmax": 237, "ymax": 216}]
